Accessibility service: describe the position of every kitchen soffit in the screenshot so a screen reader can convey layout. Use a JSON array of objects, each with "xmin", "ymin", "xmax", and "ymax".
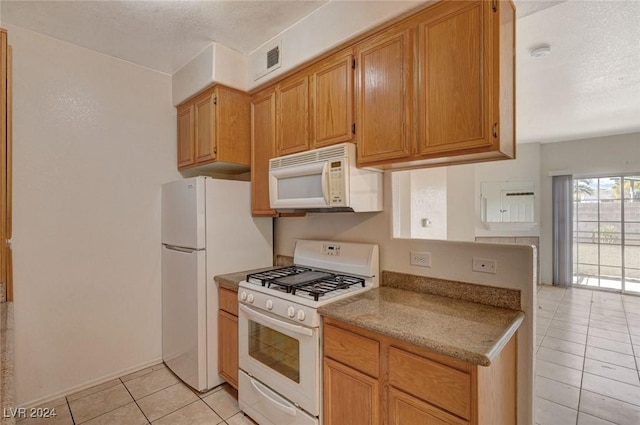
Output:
[{"xmin": 1, "ymin": 0, "xmax": 639, "ymax": 145}]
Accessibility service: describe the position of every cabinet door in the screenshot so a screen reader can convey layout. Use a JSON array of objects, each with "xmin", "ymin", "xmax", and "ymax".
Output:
[
  {"xmin": 218, "ymin": 310, "xmax": 238, "ymax": 389},
  {"xmin": 417, "ymin": 1, "xmax": 493, "ymax": 156},
  {"xmin": 276, "ymin": 75, "xmax": 310, "ymax": 156},
  {"xmin": 214, "ymin": 86, "xmax": 251, "ymax": 165},
  {"xmin": 194, "ymin": 91, "xmax": 217, "ymax": 164},
  {"xmin": 389, "ymin": 388, "xmax": 468, "ymax": 425},
  {"xmin": 324, "ymin": 358, "xmax": 379, "ymax": 425},
  {"xmin": 310, "ymin": 50, "xmax": 354, "ymax": 148},
  {"xmin": 355, "ymin": 27, "xmax": 413, "ymax": 165},
  {"xmin": 176, "ymin": 104, "xmax": 195, "ymax": 168},
  {"xmin": 251, "ymin": 89, "xmax": 277, "ymax": 217}
]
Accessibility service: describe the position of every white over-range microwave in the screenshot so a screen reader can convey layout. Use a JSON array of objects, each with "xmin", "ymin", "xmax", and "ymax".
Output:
[{"xmin": 269, "ymin": 143, "xmax": 383, "ymax": 212}]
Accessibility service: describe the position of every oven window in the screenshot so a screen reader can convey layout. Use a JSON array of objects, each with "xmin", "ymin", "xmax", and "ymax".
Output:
[{"xmin": 248, "ymin": 320, "xmax": 300, "ymax": 383}]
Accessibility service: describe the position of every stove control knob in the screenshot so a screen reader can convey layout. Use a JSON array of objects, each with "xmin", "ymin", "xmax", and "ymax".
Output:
[
  {"xmin": 265, "ymin": 299, "xmax": 273, "ymax": 310},
  {"xmin": 239, "ymin": 291, "xmax": 248, "ymax": 301},
  {"xmin": 287, "ymin": 306, "xmax": 296, "ymax": 318},
  {"xmin": 247, "ymin": 293, "xmax": 254, "ymax": 304},
  {"xmin": 296, "ymin": 309, "xmax": 306, "ymax": 322}
]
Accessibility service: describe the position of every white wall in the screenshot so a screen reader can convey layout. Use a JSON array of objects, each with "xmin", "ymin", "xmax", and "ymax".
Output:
[
  {"xmin": 172, "ymin": 42, "xmax": 248, "ymax": 105},
  {"xmin": 539, "ymin": 132, "xmax": 640, "ymax": 284},
  {"xmin": 275, "ymin": 171, "xmax": 536, "ymax": 425},
  {"xmin": 390, "ymin": 144, "xmax": 540, "ymax": 242},
  {"xmin": 8, "ymin": 25, "xmax": 181, "ymax": 405},
  {"xmin": 475, "ymin": 142, "xmax": 541, "ymax": 237}
]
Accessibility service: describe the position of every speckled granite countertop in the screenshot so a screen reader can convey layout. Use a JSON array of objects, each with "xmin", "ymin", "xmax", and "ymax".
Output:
[{"xmin": 319, "ymin": 287, "xmax": 524, "ymax": 366}]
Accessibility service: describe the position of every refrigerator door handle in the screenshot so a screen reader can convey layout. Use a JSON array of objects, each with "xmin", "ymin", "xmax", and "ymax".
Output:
[{"xmin": 163, "ymin": 244, "xmax": 196, "ymax": 254}]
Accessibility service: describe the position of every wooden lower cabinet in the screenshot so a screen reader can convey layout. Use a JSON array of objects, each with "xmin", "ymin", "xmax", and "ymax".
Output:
[
  {"xmin": 218, "ymin": 287, "xmax": 239, "ymax": 389},
  {"xmin": 322, "ymin": 318, "xmax": 517, "ymax": 425},
  {"xmin": 323, "ymin": 358, "xmax": 379, "ymax": 425},
  {"xmin": 389, "ymin": 388, "xmax": 468, "ymax": 425}
]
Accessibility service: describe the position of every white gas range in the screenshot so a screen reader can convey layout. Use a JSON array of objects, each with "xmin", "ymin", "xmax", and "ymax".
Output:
[{"xmin": 237, "ymin": 240, "xmax": 379, "ymax": 425}]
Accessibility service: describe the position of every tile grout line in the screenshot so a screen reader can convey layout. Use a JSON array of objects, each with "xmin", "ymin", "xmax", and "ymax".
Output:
[
  {"xmin": 621, "ymin": 297, "xmax": 640, "ymax": 384},
  {"xmin": 575, "ymin": 287, "xmax": 593, "ymax": 424},
  {"xmin": 65, "ymin": 396, "xmax": 76, "ymax": 425},
  {"xmin": 536, "ymin": 287, "xmax": 565, "ymax": 355},
  {"xmin": 119, "ymin": 377, "xmax": 152, "ymax": 425}
]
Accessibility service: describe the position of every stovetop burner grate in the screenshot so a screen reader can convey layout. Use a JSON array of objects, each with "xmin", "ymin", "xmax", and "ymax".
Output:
[
  {"xmin": 246, "ymin": 266, "xmax": 311, "ymax": 286},
  {"xmin": 292, "ymin": 275, "xmax": 365, "ymax": 301},
  {"xmin": 246, "ymin": 266, "xmax": 365, "ymax": 301}
]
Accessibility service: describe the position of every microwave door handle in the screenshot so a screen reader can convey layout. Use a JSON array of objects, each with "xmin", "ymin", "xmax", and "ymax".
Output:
[
  {"xmin": 239, "ymin": 304, "xmax": 313, "ymax": 337},
  {"xmin": 321, "ymin": 161, "xmax": 330, "ymax": 205}
]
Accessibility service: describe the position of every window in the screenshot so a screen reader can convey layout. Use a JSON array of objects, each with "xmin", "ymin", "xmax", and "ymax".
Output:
[{"xmin": 573, "ymin": 175, "xmax": 640, "ymax": 293}]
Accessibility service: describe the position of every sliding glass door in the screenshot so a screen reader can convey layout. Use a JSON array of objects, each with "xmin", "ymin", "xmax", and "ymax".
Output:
[{"xmin": 573, "ymin": 175, "xmax": 640, "ymax": 294}]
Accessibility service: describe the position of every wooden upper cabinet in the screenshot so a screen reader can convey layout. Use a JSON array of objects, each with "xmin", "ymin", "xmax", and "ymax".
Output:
[
  {"xmin": 176, "ymin": 104, "xmax": 195, "ymax": 169},
  {"xmin": 194, "ymin": 92, "xmax": 217, "ymax": 163},
  {"xmin": 276, "ymin": 75, "xmax": 310, "ymax": 156},
  {"xmin": 176, "ymin": 84, "xmax": 250, "ymax": 171},
  {"xmin": 251, "ymin": 87, "xmax": 277, "ymax": 217},
  {"xmin": 355, "ymin": 27, "xmax": 414, "ymax": 166},
  {"xmin": 417, "ymin": 1, "xmax": 491, "ymax": 156},
  {"xmin": 310, "ymin": 49, "xmax": 354, "ymax": 148}
]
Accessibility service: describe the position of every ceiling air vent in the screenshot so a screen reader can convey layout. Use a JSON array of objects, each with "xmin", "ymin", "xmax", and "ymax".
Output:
[
  {"xmin": 254, "ymin": 40, "xmax": 282, "ymax": 81},
  {"xmin": 267, "ymin": 46, "xmax": 280, "ymax": 69}
]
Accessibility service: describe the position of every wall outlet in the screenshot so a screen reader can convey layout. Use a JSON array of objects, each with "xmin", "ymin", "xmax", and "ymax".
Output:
[
  {"xmin": 410, "ymin": 251, "xmax": 431, "ymax": 267},
  {"xmin": 472, "ymin": 258, "xmax": 497, "ymax": 274}
]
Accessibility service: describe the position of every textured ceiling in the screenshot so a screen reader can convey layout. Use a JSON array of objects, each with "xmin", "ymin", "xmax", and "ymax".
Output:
[
  {"xmin": 516, "ymin": 0, "xmax": 640, "ymax": 143},
  {"xmin": 1, "ymin": 0, "xmax": 328, "ymax": 74},
  {"xmin": 1, "ymin": 0, "xmax": 639, "ymax": 144}
]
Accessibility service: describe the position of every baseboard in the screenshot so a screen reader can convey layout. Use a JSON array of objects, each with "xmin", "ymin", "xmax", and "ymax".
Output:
[{"xmin": 18, "ymin": 357, "xmax": 163, "ymax": 409}]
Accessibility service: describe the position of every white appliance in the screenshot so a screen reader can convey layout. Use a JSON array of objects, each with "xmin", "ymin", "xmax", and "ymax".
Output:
[
  {"xmin": 238, "ymin": 240, "xmax": 379, "ymax": 425},
  {"xmin": 269, "ymin": 143, "xmax": 383, "ymax": 213},
  {"xmin": 162, "ymin": 177, "xmax": 273, "ymax": 392}
]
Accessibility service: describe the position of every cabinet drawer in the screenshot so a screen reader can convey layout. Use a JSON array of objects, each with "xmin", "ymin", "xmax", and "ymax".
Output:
[
  {"xmin": 389, "ymin": 388, "xmax": 468, "ymax": 425},
  {"xmin": 388, "ymin": 347, "xmax": 470, "ymax": 419},
  {"xmin": 219, "ymin": 287, "xmax": 238, "ymax": 316},
  {"xmin": 324, "ymin": 324, "xmax": 379, "ymax": 378}
]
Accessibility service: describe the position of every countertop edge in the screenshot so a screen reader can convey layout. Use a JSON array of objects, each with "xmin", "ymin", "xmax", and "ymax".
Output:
[{"xmin": 484, "ymin": 312, "xmax": 525, "ymax": 363}]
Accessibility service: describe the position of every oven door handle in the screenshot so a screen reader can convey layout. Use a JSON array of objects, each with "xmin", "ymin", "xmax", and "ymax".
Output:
[
  {"xmin": 249, "ymin": 377, "xmax": 297, "ymax": 417},
  {"xmin": 240, "ymin": 304, "xmax": 313, "ymax": 337}
]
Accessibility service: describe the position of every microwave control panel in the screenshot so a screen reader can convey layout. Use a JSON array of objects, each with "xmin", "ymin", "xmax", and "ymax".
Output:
[{"xmin": 328, "ymin": 160, "xmax": 346, "ymax": 205}]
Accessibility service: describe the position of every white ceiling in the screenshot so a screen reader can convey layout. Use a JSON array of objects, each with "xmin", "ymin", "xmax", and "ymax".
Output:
[
  {"xmin": 2, "ymin": 0, "xmax": 639, "ymax": 144},
  {"xmin": 0, "ymin": 0, "xmax": 328, "ymax": 74},
  {"xmin": 516, "ymin": 0, "xmax": 640, "ymax": 143}
]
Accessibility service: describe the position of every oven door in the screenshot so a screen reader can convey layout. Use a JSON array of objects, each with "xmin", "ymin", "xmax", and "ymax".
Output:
[{"xmin": 239, "ymin": 303, "xmax": 320, "ymax": 416}]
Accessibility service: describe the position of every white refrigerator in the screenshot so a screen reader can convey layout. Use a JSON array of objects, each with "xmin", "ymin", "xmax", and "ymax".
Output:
[{"xmin": 161, "ymin": 176, "xmax": 273, "ymax": 391}]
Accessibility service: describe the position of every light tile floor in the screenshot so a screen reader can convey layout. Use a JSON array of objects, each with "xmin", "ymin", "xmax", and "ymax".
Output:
[
  {"xmin": 17, "ymin": 364, "xmax": 256, "ymax": 425},
  {"xmin": 536, "ymin": 284, "xmax": 640, "ymax": 425}
]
